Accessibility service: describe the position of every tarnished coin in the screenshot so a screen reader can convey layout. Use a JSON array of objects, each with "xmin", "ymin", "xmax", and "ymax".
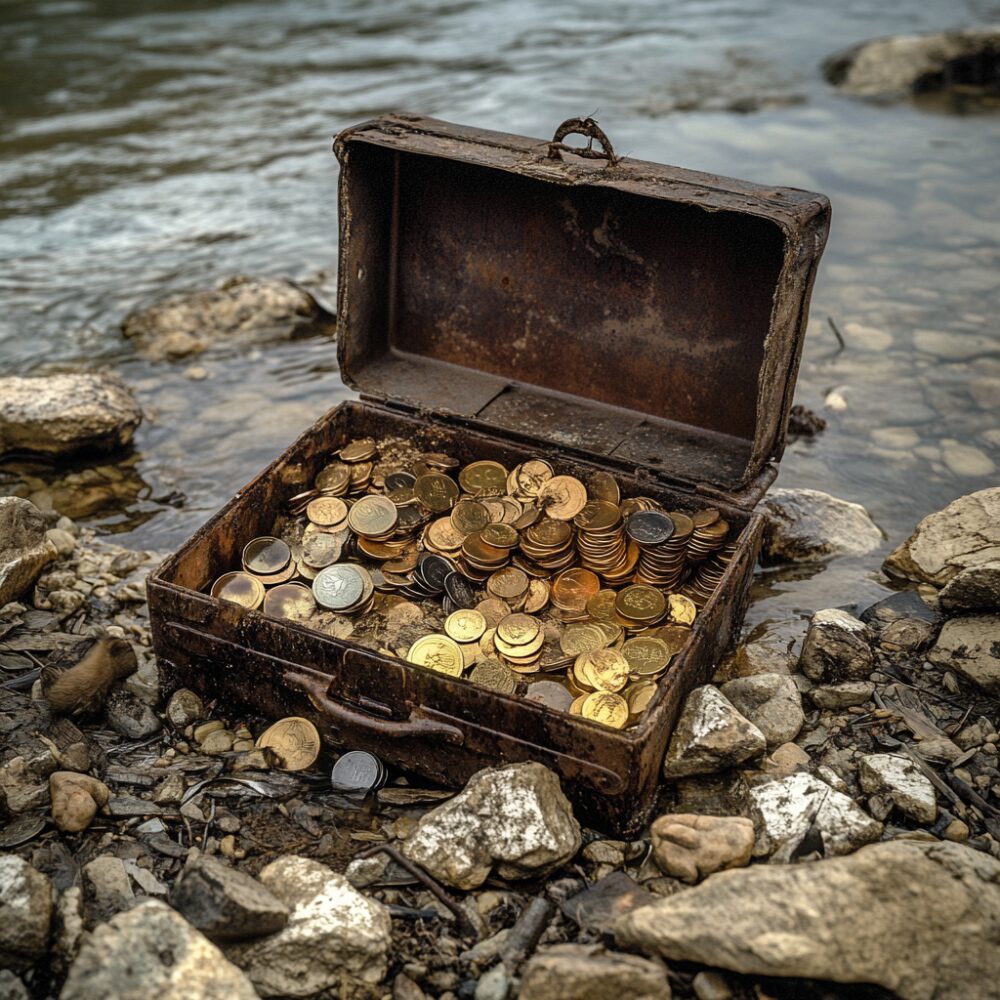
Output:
[
  {"xmin": 625, "ymin": 510, "xmax": 675, "ymax": 546},
  {"xmin": 585, "ymin": 589, "xmax": 618, "ymax": 621},
  {"xmin": 538, "ymin": 475, "xmax": 588, "ymax": 520},
  {"xmin": 692, "ymin": 508, "xmax": 720, "ymax": 528},
  {"xmin": 524, "ymin": 679, "xmax": 574, "ymax": 713},
  {"xmin": 301, "ymin": 531, "xmax": 343, "ymax": 569},
  {"xmin": 581, "ymin": 648, "xmax": 630, "ymax": 692},
  {"xmin": 242, "ymin": 536, "xmax": 291, "ymax": 575},
  {"xmin": 560, "ymin": 622, "xmax": 608, "ymax": 657},
  {"xmin": 348, "ymin": 495, "xmax": 398, "ymax": 537},
  {"xmin": 414, "ymin": 473, "xmax": 459, "ymax": 512},
  {"xmin": 459, "ymin": 460, "xmax": 508, "ymax": 496},
  {"xmin": 339, "ymin": 438, "xmax": 377, "ymax": 462},
  {"xmin": 625, "ymin": 680, "xmax": 658, "ymax": 720},
  {"xmin": 622, "ymin": 636, "xmax": 670, "ymax": 676},
  {"xmin": 451, "ymin": 499, "xmax": 491, "ymax": 535},
  {"xmin": 615, "ymin": 584, "xmax": 667, "ymax": 623},
  {"xmin": 406, "ymin": 634, "xmax": 465, "ymax": 677},
  {"xmin": 306, "ymin": 496, "xmax": 348, "ymax": 528},
  {"xmin": 212, "ymin": 571, "xmax": 265, "ymax": 609},
  {"xmin": 263, "ymin": 582, "xmax": 317, "ymax": 620},
  {"xmin": 256, "ymin": 716, "xmax": 321, "ymax": 771},
  {"xmin": 581, "ymin": 691, "xmax": 629, "ymax": 729},
  {"xmin": 487, "ymin": 566, "xmax": 529, "ymax": 601},
  {"xmin": 523, "ymin": 578, "xmax": 550, "ymax": 613},
  {"xmin": 470, "ymin": 658, "xmax": 517, "ymax": 695},
  {"xmin": 312, "ymin": 564, "xmax": 366, "ymax": 610},
  {"xmin": 444, "ymin": 571, "xmax": 477, "ymax": 609},
  {"xmin": 315, "ymin": 463, "xmax": 351, "ymax": 494},
  {"xmin": 476, "ymin": 597, "xmax": 512, "ymax": 627},
  {"xmin": 445, "ymin": 609, "xmax": 487, "ymax": 643}
]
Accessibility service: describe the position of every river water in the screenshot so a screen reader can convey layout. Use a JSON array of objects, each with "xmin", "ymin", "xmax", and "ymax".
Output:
[{"xmin": 2, "ymin": 0, "xmax": 999, "ymax": 637}]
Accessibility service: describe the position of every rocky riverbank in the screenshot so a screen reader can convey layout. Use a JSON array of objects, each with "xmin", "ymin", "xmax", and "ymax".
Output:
[{"xmin": 2, "ymin": 478, "xmax": 999, "ymax": 1000}]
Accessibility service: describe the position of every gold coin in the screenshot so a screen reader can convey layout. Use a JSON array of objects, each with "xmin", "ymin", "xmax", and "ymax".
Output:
[
  {"xmin": 615, "ymin": 584, "xmax": 667, "ymax": 623},
  {"xmin": 255, "ymin": 716, "xmax": 321, "ymax": 770},
  {"xmin": 625, "ymin": 680, "xmax": 658, "ymax": 719},
  {"xmin": 305, "ymin": 496, "xmax": 348, "ymax": 528},
  {"xmin": 654, "ymin": 624, "xmax": 692, "ymax": 655},
  {"xmin": 496, "ymin": 613, "xmax": 541, "ymax": 647},
  {"xmin": 692, "ymin": 508, "xmax": 720, "ymax": 528},
  {"xmin": 581, "ymin": 691, "xmax": 629, "ymax": 729},
  {"xmin": 581, "ymin": 648, "xmax": 630, "ymax": 692},
  {"xmin": 451, "ymin": 499, "xmax": 491, "ymax": 535},
  {"xmin": 406, "ymin": 634, "xmax": 465, "ymax": 677},
  {"xmin": 585, "ymin": 589, "xmax": 618, "ymax": 621},
  {"xmin": 480, "ymin": 522, "xmax": 519, "ymax": 549},
  {"xmin": 560, "ymin": 622, "xmax": 608, "ymax": 657},
  {"xmin": 242, "ymin": 536, "xmax": 292, "ymax": 575},
  {"xmin": 551, "ymin": 568, "xmax": 600, "ymax": 612},
  {"xmin": 262, "ymin": 582, "xmax": 317, "ymax": 620},
  {"xmin": 487, "ymin": 566, "xmax": 529, "ymax": 600},
  {"xmin": 538, "ymin": 475, "xmax": 588, "ymax": 520},
  {"xmin": 494, "ymin": 629, "xmax": 544, "ymax": 658},
  {"xmin": 347, "ymin": 495, "xmax": 398, "ymax": 537},
  {"xmin": 569, "ymin": 693, "xmax": 588, "ymax": 715},
  {"xmin": 426, "ymin": 517, "xmax": 465, "ymax": 552},
  {"xmin": 574, "ymin": 500, "xmax": 621, "ymax": 531},
  {"xmin": 340, "ymin": 438, "xmax": 377, "ymax": 462},
  {"xmin": 523, "ymin": 578, "xmax": 550, "ymax": 613},
  {"xmin": 476, "ymin": 598, "xmax": 512, "ymax": 627},
  {"xmin": 414, "ymin": 473, "xmax": 459, "ymax": 512},
  {"xmin": 470, "ymin": 658, "xmax": 517, "ymax": 696},
  {"xmin": 669, "ymin": 594, "xmax": 698, "ymax": 626},
  {"xmin": 587, "ymin": 471, "xmax": 621, "ymax": 504},
  {"xmin": 622, "ymin": 637, "xmax": 670, "ymax": 676},
  {"xmin": 514, "ymin": 459, "xmax": 554, "ymax": 496},
  {"xmin": 212, "ymin": 571, "xmax": 265, "ymax": 609},
  {"xmin": 445, "ymin": 609, "xmax": 487, "ymax": 643},
  {"xmin": 459, "ymin": 460, "xmax": 508, "ymax": 496},
  {"xmin": 315, "ymin": 463, "xmax": 351, "ymax": 493}
]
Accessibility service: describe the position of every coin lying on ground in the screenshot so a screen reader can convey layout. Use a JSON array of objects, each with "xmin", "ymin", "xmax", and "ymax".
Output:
[{"xmin": 256, "ymin": 717, "xmax": 321, "ymax": 770}]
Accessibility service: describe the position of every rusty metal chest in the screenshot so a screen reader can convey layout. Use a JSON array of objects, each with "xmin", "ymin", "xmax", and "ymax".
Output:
[{"xmin": 147, "ymin": 114, "xmax": 830, "ymax": 836}]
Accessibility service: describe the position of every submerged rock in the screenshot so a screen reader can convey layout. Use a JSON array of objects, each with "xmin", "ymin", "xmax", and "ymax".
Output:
[
  {"xmin": 663, "ymin": 687, "xmax": 766, "ymax": 779},
  {"xmin": 759, "ymin": 487, "xmax": 882, "ymax": 564},
  {"xmin": 884, "ymin": 487, "xmax": 1000, "ymax": 587},
  {"xmin": 0, "ymin": 855, "xmax": 53, "ymax": 972},
  {"xmin": 122, "ymin": 275, "xmax": 335, "ymax": 360},
  {"xmin": 0, "ymin": 497, "xmax": 57, "ymax": 607},
  {"xmin": 824, "ymin": 27, "xmax": 1000, "ymax": 98},
  {"xmin": 402, "ymin": 763, "xmax": 581, "ymax": 890},
  {"xmin": 60, "ymin": 899, "xmax": 258, "ymax": 1000},
  {"xmin": 0, "ymin": 372, "xmax": 141, "ymax": 457},
  {"xmin": 224, "ymin": 855, "xmax": 392, "ymax": 994},
  {"xmin": 650, "ymin": 813, "xmax": 754, "ymax": 883},
  {"xmin": 614, "ymin": 840, "xmax": 1000, "ymax": 1000},
  {"xmin": 928, "ymin": 614, "xmax": 1000, "ymax": 693},
  {"xmin": 519, "ymin": 944, "xmax": 671, "ymax": 1000}
]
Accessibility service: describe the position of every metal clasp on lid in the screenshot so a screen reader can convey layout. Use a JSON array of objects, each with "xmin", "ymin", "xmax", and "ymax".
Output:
[{"xmin": 546, "ymin": 117, "xmax": 619, "ymax": 165}]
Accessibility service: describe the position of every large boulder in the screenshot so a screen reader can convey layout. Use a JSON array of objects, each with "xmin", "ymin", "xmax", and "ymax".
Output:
[
  {"xmin": 519, "ymin": 944, "xmax": 671, "ymax": 1000},
  {"xmin": 663, "ymin": 686, "xmax": 766, "ymax": 779},
  {"xmin": 0, "ymin": 855, "xmax": 53, "ymax": 971},
  {"xmin": 0, "ymin": 497, "xmax": 57, "ymax": 606},
  {"xmin": 759, "ymin": 488, "xmax": 883, "ymax": 564},
  {"xmin": 60, "ymin": 898, "xmax": 258, "ymax": 1000},
  {"xmin": 928, "ymin": 614, "xmax": 1000, "ymax": 694},
  {"xmin": 824, "ymin": 27, "xmax": 1000, "ymax": 97},
  {"xmin": 402, "ymin": 763, "xmax": 581, "ymax": 890},
  {"xmin": 171, "ymin": 855, "xmax": 289, "ymax": 942},
  {"xmin": 884, "ymin": 487, "xmax": 1000, "ymax": 587},
  {"xmin": 614, "ymin": 841, "xmax": 1000, "ymax": 1000},
  {"xmin": 0, "ymin": 373, "xmax": 141, "ymax": 457},
  {"xmin": 122, "ymin": 275, "xmax": 335, "ymax": 360},
  {"xmin": 224, "ymin": 855, "xmax": 391, "ymax": 995}
]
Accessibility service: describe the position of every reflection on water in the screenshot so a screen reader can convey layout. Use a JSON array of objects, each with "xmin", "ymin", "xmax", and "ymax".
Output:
[{"xmin": 1, "ymin": 0, "xmax": 999, "ymax": 632}]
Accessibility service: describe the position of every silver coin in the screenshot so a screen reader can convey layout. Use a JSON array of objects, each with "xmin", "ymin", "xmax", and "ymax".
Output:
[{"xmin": 312, "ymin": 564, "xmax": 366, "ymax": 610}]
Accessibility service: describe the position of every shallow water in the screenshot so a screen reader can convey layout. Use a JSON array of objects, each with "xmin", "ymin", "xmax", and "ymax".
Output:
[{"xmin": 2, "ymin": 0, "xmax": 999, "ymax": 636}]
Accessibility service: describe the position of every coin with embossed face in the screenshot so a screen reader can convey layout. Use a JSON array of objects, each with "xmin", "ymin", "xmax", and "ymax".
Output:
[
  {"xmin": 581, "ymin": 691, "xmax": 629, "ymax": 729},
  {"xmin": 256, "ymin": 716, "xmax": 321, "ymax": 770},
  {"xmin": 306, "ymin": 496, "xmax": 349, "ymax": 529},
  {"xmin": 312, "ymin": 564, "xmax": 366, "ymax": 610},
  {"xmin": 470, "ymin": 658, "xmax": 517, "ymax": 695},
  {"xmin": 347, "ymin": 495, "xmax": 398, "ymax": 537},
  {"xmin": 406, "ymin": 634, "xmax": 465, "ymax": 677},
  {"xmin": 414, "ymin": 473, "xmax": 459, "ymax": 512},
  {"xmin": 445, "ymin": 609, "xmax": 487, "ymax": 643}
]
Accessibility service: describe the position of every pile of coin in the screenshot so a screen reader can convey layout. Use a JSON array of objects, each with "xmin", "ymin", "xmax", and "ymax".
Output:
[{"xmin": 209, "ymin": 437, "xmax": 737, "ymax": 730}]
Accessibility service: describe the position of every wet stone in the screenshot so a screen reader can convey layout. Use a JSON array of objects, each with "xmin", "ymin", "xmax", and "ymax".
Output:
[
  {"xmin": 799, "ymin": 608, "xmax": 875, "ymax": 683},
  {"xmin": 859, "ymin": 754, "xmax": 937, "ymax": 824}
]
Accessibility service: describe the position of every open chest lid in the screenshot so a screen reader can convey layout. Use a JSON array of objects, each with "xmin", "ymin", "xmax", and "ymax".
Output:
[{"xmin": 333, "ymin": 114, "xmax": 830, "ymax": 505}]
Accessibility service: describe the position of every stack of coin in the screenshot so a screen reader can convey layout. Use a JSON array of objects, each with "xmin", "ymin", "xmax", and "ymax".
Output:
[
  {"xmin": 313, "ymin": 563, "xmax": 375, "ymax": 614},
  {"xmin": 518, "ymin": 518, "xmax": 575, "ymax": 575},
  {"xmin": 630, "ymin": 511, "xmax": 692, "ymax": 589},
  {"xmin": 683, "ymin": 542, "xmax": 737, "ymax": 606},
  {"xmin": 687, "ymin": 509, "xmax": 729, "ymax": 562},
  {"xmin": 614, "ymin": 584, "xmax": 669, "ymax": 631},
  {"xmin": 574, "ymin": 500, "xmax": 635, "ymax": 581}
]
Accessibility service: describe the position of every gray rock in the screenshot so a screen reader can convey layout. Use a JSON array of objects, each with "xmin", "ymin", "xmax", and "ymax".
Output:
[
  {"xmin": 663, "ymin": 687, "xmax": 766, "ymax": 779},
  {"xmin": 0, "ymin": 971, "xmax": 29, "ymax": 1000},
  {"xmin": 824, "ymin": 27, "xmax": 1000, "ymax": 97},
  {"xmin": 82, "ymin": 857, "xmax": 134, "ymax": 920},
  {"xmin": 0, "ymin": 498, "xmax": 57, "ymax": 607},
  {"xmin": 808, "ymin": 681, "xmax": 875, "ymax": 710},
  {"xmin": 402, "ymin": 763, "xmax": 581, "ymax": 890},
  {"xmin": 170, "ymin": 854, "xmax": 289, "ymax": 941},
  {"xmin": 859, "ymin": 754, "xmax": 937, "ymax": 824},
  {"xmin": 719, "ymin": 673, "xmax": 803, "ymax": 746},
  {"xmin": 928, "ymin": 614, "xmax": 1000, "ymax": 693},
  {"xmin": 60, "ymin": 898, "xmax": 258, "ymax": 1000},
  {"xmin": 614, "ymin": 841, "xmax": 1000, "ymax": 1000},
  {"xmin": 0, "ymin": 373, "xmax": 141, "ymax": 457},
  {"xmin": 749, "ymin": 772, "xmax": 882, "ymax": 860},
  {"xmin": 884, "ymin": 487, "xmax": 1000, "ymax": 587},
  {"xmin": 879, "ymin": 617, "xmax": 937, "ymax": 652},
  {"xmin": 799, "ymin": 608, "xmax": 875, "ymax": 683},
  {"xmin": 225, "ymin": 855, "xmax": 392, "ymax": 995},
  {"xmin": 105, "ymin": 689, "xmax": 161, "ymax": 739},
  {"xmin": 53, "ymin": 886, "xmax": 85, "ymax": 969},
  {"xmin": 519, "ymin": 944, "xmax": 671, "ymax": 1000},
  {"xmin": 940, "ymin": 565, "xmax": 1000, "ymax": 613},
  {"xmin": 475, "ymin": 963, "xmax": 512, "ymax": 1000},
  {"xmin": 759, "ymin": 488, "xmax": 882, "ymax": 564},
  {"xmin": 166, "ymin": 688, "xmax": 205, "ymax": 728},
  {"xmin": 651, "ymin": 814, "xmax": 754, "ymax": 884},
  {"xmin": 122, "ymin": 275, "xmax": 335, "ymax": 360},
  {"xmin": 0, "ymin": 854, "xmax": 53, "ymax": 971},
  {"xmin": 714, "ymin": 637, "xmax": 795, "ymax": 682}
]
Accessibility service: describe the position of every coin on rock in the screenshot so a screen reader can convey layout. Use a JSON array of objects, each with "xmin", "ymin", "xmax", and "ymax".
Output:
[
  {"xmin": 256, "ymin": 717, "xmax": 321, "ymax": 770},
  {"xmin": 406, "ymin": 634, "xmax": 465, "ymax": 677}
]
